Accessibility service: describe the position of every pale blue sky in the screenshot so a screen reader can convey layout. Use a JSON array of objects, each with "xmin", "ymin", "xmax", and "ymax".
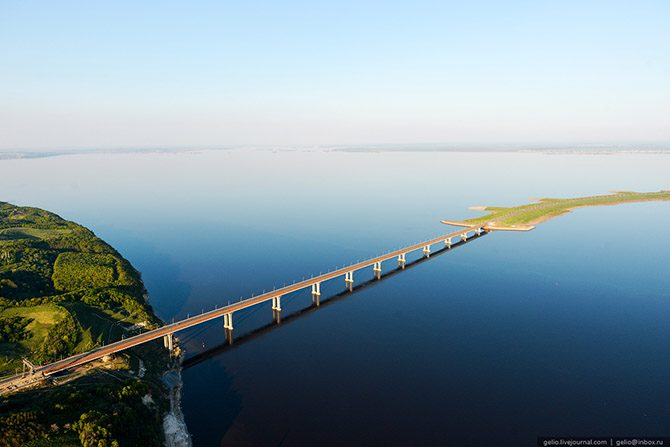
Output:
[{"xmin": 1, "ymin": 1, "xmax": 669, "ymax": 150}]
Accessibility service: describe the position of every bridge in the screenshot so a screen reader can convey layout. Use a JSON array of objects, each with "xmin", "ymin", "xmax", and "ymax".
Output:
[{"xmin": 0, "ymin": 224, "xmax": 490, "ymax": 392}]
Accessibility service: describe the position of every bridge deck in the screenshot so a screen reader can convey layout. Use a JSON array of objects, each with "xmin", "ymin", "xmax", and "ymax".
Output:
[{"xmin": 1, "ymin": 224, "xmax": 487, "ymax": 383}]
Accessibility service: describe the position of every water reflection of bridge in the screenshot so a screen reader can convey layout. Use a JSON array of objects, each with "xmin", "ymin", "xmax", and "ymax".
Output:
[
  {"xmin": 182, "ymin": 233, "xmax": 483, "ymax": 370},
  {"xmin": 1, "ymin": 224, "xmax": 490, "ymax": 389}
]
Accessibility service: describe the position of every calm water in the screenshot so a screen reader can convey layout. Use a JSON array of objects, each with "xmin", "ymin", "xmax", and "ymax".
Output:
[{"xmin": 2, "ymin": 149, "xmax": 670, "ymax": 446}]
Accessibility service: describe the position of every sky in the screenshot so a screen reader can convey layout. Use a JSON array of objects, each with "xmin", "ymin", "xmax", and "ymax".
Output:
[{"xmin": 1, "ymin": 0, "xmax": 669, "ymax": 150}]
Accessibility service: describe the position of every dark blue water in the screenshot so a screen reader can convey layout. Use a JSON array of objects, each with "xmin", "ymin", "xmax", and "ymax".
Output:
[{"xmin": 1, "ymin": 150, "xmax": 669, "ymax": 446}]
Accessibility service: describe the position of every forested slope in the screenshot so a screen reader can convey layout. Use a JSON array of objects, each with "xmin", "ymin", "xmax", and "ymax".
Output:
[{"xmin": 0, "ymin": 202, "xmax": 171, "ymax": 447}]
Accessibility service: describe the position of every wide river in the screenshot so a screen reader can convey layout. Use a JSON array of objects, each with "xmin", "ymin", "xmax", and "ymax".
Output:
[{"xmin": 1, "ymin": 149, "xmax": 669, "ymax": 446}]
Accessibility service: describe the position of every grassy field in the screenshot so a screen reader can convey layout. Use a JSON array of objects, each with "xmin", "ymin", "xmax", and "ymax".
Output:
[
  {"xmin": 0, "ymin": 227, "xmax": 72, "ymax": 242},
  {"xmin": 445, "ymin": 191, "xmax": 670, "ymax": 229},
  {"xmin": 0, "ymin": 304, "xmax": 69, "ymax": 373},
  {"xmin": 2, "ymin": 304, "xmax": 68, "ymax": 343}
]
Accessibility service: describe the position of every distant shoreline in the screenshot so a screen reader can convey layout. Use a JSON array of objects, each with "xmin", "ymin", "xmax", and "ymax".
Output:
[{"xmin": 1, "ymin": 144, "xmax": 670, "ymax": 160}]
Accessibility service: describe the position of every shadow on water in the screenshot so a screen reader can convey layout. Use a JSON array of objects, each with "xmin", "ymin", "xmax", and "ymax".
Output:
[{"xmin": 182, "ymin": 232, "xmax": 486, "ymax": 370}]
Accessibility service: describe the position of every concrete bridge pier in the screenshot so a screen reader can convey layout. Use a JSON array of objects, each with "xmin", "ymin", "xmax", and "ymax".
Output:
[
  {"xmin": 311, "ymin": 283, "xmax": 321, "ymax": 306},
  {"xmin": 423, "ymin": 245, "xmax": 431, "ymax": 257},
  {"xmin": 163, "ymin": 333, "xmax": 174, "ymax": 352},
  {"xmin": 345, "ymin": 271, "xmax": 354, "ymax": 291},
  {"xmin": 460, "ymin": 232, "xmax": 468, "ymax": 241},
  {"xmin": 223, "ymin": 313, "xmax": 234, "ymax": 344},
  {"xmin": 373, "ymin": 262, "xmax": 382, "ymax": 279},
  {"xmin": 272, "ymin": 296, "xmax": 282, "ymax": 322},
  {"xmin": 397, "ymin": 253, "xmax": 406, "ymax": 269},
  {"xmin": 475, "ymin": 227, "xmax": 482, "ymax": 236},
  {"xmin": 444, "ymin": 237, "xmax": 452, "ymax": 248}
]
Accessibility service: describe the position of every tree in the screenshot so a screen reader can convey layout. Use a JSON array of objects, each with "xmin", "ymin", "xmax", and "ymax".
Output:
[{"xmin": 73, "ymin": 411, "xmax": 119, "ymax": 447}]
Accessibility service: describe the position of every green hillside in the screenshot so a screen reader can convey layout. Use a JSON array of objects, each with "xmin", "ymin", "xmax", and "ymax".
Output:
[
  {"xmin": 0, "ymin": 202, "xmax": 158, "ymax": 374},
  {"xmin": 0, "ymin": 202, "xmax": 170, "ymax": 446}
]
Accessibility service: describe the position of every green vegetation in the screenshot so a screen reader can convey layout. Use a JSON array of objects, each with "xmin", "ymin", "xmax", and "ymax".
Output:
[
  {"xmin": 52, "ymin": 253, "xmax": 117, "ymax": 292},
  {"xmin": 35, "ymin": 311, "xmax": 79, "ymax": 364},
  {"xmin": 450, "ymin": 191, "xmax": 670, "ymax": 229},
  {"xmin": 0, "ymin": 202, "xmax": 172, "ymax": 446},
  {"xmin": 0, "ymin": 304, "xmax": 71, "ymax": 372},
  {"xmin": 0, "ymin": 202, "xmax": 158, "ymax": 375},
  {"xmin": 0, "ymin": 316, "xmax": 32, "ymax": 344},
  {"xmin": 0, "ymin": 374, "xmax": 166, "ymax": 447}
]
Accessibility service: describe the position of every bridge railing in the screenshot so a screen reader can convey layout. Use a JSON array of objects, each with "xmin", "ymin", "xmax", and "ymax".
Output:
[{"xmin": 4, "ymin": 224, "xmax": 489, "ymax": 382}]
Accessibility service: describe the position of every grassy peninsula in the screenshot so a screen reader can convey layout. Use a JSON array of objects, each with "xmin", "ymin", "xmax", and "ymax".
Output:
[
  {"xmin": 442, "ymin": 190, "xmax": 670, "ymax": 230},
  {"xmin": 0, "ymin": 202, "xmax": 175, "ymax": 446}
]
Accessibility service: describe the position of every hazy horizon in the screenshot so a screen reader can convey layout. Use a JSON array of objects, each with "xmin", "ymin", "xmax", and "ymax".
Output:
[
  {"xmin": 2, "ymin": 1, "xmax": 669, "ymax": 150},
  {"xmin": 2, "ymin": 141, "xmax": 670, "ymax": 160}
]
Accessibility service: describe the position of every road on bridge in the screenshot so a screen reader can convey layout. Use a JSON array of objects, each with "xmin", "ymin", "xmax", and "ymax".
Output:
[{"xmin": 0, "ymin": 224, "xmax": 488, "ymax": 392}]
